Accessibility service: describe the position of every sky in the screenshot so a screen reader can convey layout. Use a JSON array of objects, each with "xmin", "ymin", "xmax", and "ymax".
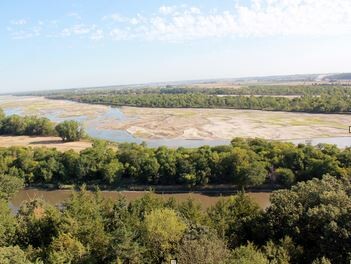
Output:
[{"xmin": 1, "ymin": 0, "xmax": 351, "ymax": 92}]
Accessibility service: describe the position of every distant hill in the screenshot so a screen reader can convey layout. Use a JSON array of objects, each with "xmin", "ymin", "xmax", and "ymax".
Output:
[
  {"xmin": 13, "ymin": 72, "xmax": 351, "ymax": 96},
  {"xmin": 324, "ymin": 73, "xmax": 351, "ymax": 81}
]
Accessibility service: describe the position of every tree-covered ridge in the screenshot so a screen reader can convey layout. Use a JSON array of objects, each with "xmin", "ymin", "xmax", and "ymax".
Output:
[
  {"xmin": 48, "ymin": 85, "xmax": 351, "ymax": 113},
  {"xmin": 0, "ymin": 175, "xmax": 349, "ymax": 263},
  {"xmin": 0, "ymin": 138, "xmax": 350, "ymax": 190}
]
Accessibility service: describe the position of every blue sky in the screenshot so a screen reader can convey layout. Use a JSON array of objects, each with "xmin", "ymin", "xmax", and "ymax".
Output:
[{"xmin": 1, "ymin": 0, "xmax": 351, "ymax": 92}]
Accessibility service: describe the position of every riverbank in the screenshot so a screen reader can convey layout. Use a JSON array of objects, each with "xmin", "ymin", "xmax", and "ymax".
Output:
[{"xmin": 0, "ymin": 135, "xmax": 92, "ymax": 152}]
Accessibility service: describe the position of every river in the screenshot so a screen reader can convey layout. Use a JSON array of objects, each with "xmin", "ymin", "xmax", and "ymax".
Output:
[
  {"xmin": 10, "ymin": 189, "xmax": 271, "ymax": 211},
  {"xmin": 0, "ymin": 95, "xmax": 350, "ymax": 148}
]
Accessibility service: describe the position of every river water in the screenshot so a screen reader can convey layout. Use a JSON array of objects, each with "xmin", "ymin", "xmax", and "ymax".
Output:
[{"xmin": 10, "ymin": 189, "xmax": 271, "ymax": 211}]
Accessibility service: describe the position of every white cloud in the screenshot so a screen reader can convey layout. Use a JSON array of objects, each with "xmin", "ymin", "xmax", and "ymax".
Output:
[
  {"xmin": 140, "ymin": 0, "xmax": 351, "ymax": 41},
  {"xmin": 67, "ymin": 12, "xmax": 81, "ymax": 20},
  {"xmin": 10, "ymin": 26, "xmax": 41, "ymax": 39},
  {"xmin": 11, "ymin": 19, "xmax": 27, "ymax": 25},
  {"xmin": 91, "ymin": 29, "xmax": 104, "ymax": 40},
  {"xmin": 159, "ymin": 5, "xmax": 177, "ymax": 15},
  {"xmin": 102, "ymin": 13, "xmax": 126, "ymax": 22},
  {"xmin": 109, "ymin": 28, "xmax": 131, "ymax": 40},
  {"xmin": 61, "ymin": 24, "xmax": 96, "ymax": 37},
  {"xmin": 8, "ymin": 0, "xmax": 351, "ymax": 41}
]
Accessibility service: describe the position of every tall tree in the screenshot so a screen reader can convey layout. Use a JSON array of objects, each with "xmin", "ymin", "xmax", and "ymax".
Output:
[{"xmin": 55, "ymin": 120, "xmax": 84, "ymax": 142}]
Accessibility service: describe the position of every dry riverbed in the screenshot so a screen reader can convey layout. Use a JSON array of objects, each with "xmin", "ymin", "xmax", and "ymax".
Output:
[
  {"xmin": 1, "ymin": 96, "xmax": 350, "ymax": 142},
  {"xmin": 109, "ymin": 107, "xmax": 351, "ymax": 140}
]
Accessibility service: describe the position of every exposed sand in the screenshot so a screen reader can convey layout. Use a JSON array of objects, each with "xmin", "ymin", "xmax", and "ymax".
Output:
[
  {"xmin": 0, "ymin": 96, "xmax": 109, "ymax": 119},
  {"xmin": 110, "ymin": 107, "xmax": 351, "ymax": 140},
  {"xmin": 1, "ymin": 96, "xmax": 350, "ymax": 142},
  {"xmin": 0, "ymin": 136, "xmax": 92, "ymax": 152}
]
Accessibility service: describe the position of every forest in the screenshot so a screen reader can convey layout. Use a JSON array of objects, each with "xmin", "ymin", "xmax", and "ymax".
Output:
[
  {"xmin": 46, "ymin": 85, "xmax": 351, "ymax": 113},
  {"xmin": 0, "ymin": 137, "xmax": 350, "ymax": 190},
  {"xmin": 0, "ymin": 173, "xmax": 350, "ymax": 263}
]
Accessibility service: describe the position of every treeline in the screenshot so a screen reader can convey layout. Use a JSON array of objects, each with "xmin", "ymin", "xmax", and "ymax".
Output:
[
  {"xmin": 1, "ymin": 138, "xmax": 350, "ymax": 189},
  {"xmin": 43, "ymin": 84, "xmax": 351, "ymax": 96},
  {"xmin": 0, "ymin": 110, "xmax": 54, "ymax": 136},
  {"xmin": 0, "ymin": 108, "xmax": 84, "ymax": 142},
  {"xmin": 0, "ymin": 174, "xmax": 349, "ymax": 263},
  {"xmin": 50, "ymin": 92, "xmax": 351, "ymax": 113}
]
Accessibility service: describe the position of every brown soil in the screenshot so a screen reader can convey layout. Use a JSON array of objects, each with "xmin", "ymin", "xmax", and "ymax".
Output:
[{"xmin": 0, "ymin": 136, "xmax": 91, "ymax": 152}]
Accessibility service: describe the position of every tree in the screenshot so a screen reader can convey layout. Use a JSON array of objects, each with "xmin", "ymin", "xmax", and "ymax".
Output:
[
  {"xmin": 60, "ymin": 188, "xmax": 111, "ymax": 262},
  {"xmin": 16, "ymin": 199, "xmax": 61, "ymax": 249},
  {"xmin": 55, "ymin": 120, "xmax": 84, "ymax": 142},
  {"xmin": 311, "ymin": 257, "xmax": 332, "ymax": 264},
  {"xmin": 0, "ymin": 174, "xmax": 24, "ymax": 201},
  {"xmin": 220, "ymin": 147, "xmax": 267, "ymax": 190},
  {"xmin": 0, "ymin": 108, "xmax": 5, "ymax": 121},
  {"xmin": 177, "ymin": 198, "xmax": 204, "ymax": 225},
  {"xmin": 262, "ymin": 236, "xmax": 304, "ymax": 263},
  {"xmin": 47, "ymin": 233, "xmax": 87, "ymax": 264},
  {"xmin": 144, "ymin": 208, "xmax": 187, "ymax": 262},
  {"xmin": 207, "ymin": 193, "xmax": 262, "ymax": 247},
  {"xmin": 0, "ymin": 246, "xmax": 32, "ymax": 264},
  {"xmin": 176, "ymin": 233, "xmax": 230, "ymax": 264},
  {"xmin": 229, "ymin": 243, "xmax": 269, "ymax": 264},
  {"xmin": 265, "ymin": 175, "xmax": 351, "ymax": 263},
  {"xmin": 155, "ymin": 147, "xmax": 177, "ymax": 184},
  {"xmin": 0, "ymin": 201, "xmax": 17, "ymax": 247},
  {"xmin": 274, "ymin": 168, "xmax": 295, "ymax": 187}
]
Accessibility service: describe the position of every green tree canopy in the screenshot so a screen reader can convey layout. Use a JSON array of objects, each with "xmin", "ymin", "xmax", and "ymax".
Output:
[
  {"xmin": 0, "ymin": 246, "xmax": 32, "ymax": 264},
  {"xmin": 229, "ymin": 243, "xmax": 269, "ymax": 264},
  {"xmin": 265, "ymin": 175, "xmax": 351, "ymax": 263},
  {"xmin": 55, "ymin": 120, "xmax": 84, "ymax": 142},
  {"xmin": 144, "ymin": 208, "xmax": 187, "ymax": 262}
]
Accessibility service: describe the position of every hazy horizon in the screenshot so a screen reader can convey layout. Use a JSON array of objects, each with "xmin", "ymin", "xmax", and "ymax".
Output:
[{"xmin": 1, "ymin": 0, "xmax": 351, "ymax": 93}]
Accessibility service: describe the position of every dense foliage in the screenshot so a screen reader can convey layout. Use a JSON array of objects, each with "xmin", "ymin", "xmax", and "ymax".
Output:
[
  {"xmin": 0, "ymin": 115, "xmax": 55, "ymax": 136},
  {"xmin": 0, "ymin": 110, "xmax": 84, "ymax": 142},
  {"xmin": 55, "ymin": 120, "xmax": 84, "ymax": 142},
  {"xmin": 0, "ymin": 175, "xmax": 349, "ymax": 263},
  {"xmin": 47, "ymin": 85, "xmax": 351, "ymax": 113},
  {"xmin": 0, "ymin": 138, "xmax": 349, "ymax": 191}
]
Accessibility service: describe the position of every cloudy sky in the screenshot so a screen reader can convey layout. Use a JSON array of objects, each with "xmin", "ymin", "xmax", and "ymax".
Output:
[{"xmin": 1, "ymin": 0, "xmax": 351, "ymax": 92}]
